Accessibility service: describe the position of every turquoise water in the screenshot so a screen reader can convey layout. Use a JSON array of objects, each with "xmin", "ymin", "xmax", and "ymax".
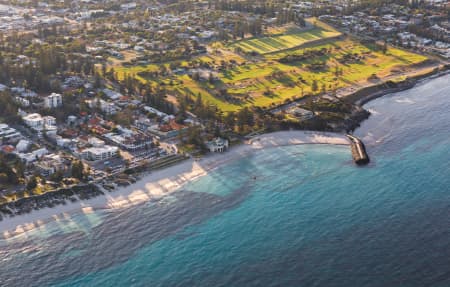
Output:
[{"xmin": 0, "ymin": 75, "xmax": 449, "ymax": 287}]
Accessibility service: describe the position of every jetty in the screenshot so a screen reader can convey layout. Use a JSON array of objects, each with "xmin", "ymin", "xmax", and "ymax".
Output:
[{"xmin": 346, "ymin": 134, "xmax": 370, "ymax": 165}]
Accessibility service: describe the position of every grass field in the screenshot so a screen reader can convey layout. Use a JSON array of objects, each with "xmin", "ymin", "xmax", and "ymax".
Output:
[
  {"xmin": 213, "ymin": 40, "xmax": 426, "ymax": 110},
  {"xmin": 112, "ymin": 20, "xmax": 428, "ymax": 113},
  {"xmin": 230, "ymin": 28, "xmax": 341, "ymax": 54},
  {"xmin": 229, "ymin": 18, "xmax": 341, "ymax": 55}
]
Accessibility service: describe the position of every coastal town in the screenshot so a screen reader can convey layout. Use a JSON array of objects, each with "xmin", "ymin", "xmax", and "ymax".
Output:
[{"xmin": 0, "ymin": 0, "xmax": 449, "ymax": 220}]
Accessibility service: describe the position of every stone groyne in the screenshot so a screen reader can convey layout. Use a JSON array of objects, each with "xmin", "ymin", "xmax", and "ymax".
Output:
[{"xmin": 346, "ymin": 134, "xmax": 370, "ymax": 165}]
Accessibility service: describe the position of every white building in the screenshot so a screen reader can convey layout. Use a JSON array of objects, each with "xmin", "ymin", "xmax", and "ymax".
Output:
[
  {"xmin": 82, "ymin": 145, "xmax": 119, "ymax": 161},
  {"xmin": 11, "ymin": 87, "xmax": 37, "ymax": 98},
  {"xmin": 100, "ymin": 100, "xmax": 118, "ymax": 115},
  {"xmin": 35, "ymin": 161, "xmax": 57, "ymax": 176},
  {"xmin": 15, "ymin": 96, "xmax": 30, "ymax": 107},
  {"xmin": 143, "ymin": 106, "xmax": 168, "ymax": 118},
  {"xmin": 104, "ymin": 132, "xmax": 153, "ymax": 151},
  {"xmin": 102, "ymin": 89, "xmax": 122, "ymax": 100},
  {"xmin": 206, "ymin": 137, "xmax": 229, "ymax": 153},
  {"xmin": 18, "ymin": 148, "xmax": 49, "ymax": 163},
  {"xmin": 0, "ymin": 123, "xmax": 21, "ymax": 141},
  {"xmin": 35, "ymin": 154, "xmax": 64, "ymax": 176},
  {"xmin": 55, "ymin": 136, "xmax": 72, "ymax": 148},
  {"xmin": 22, "ymin": 113, "xmax": 44, "ymax": 130},
  {"xmin": 88, "ymin": 137, "xmax": 105, "ymax": 147},
  {"xmin": 121, "ymin": 2, "xmax": 137, "ymax": 11},
  {"xmin": 86, "ymin": 99, "xmax": 119, "ymax": 115},
  {"xmin": 134, "ymin": 45, "xmax": 144, "ymax": 52},
  {"xmin": 16, "ymin": 139, "xmax": 30, "ymax": 152},
  {"xmin": 44, "ymin": 116, "xmax": 56, "ymax": 127},
  {"xmin": 44, "ymin": 93, "xmax": 63, "ymax": 109},
  {"xmin": 22, "ymin": 113, "xmax": 57, "ymax": 131}
]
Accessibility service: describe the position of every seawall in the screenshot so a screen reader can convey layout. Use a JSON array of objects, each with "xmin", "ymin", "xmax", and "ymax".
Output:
[{"xmin": 346, "ymin": 134, "xmax": 370, "ymax": 165}]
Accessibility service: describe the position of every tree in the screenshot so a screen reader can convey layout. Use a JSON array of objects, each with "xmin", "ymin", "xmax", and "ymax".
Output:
[
  {"xmin": 191, "ymin": 71, "xmax": 200, "ymax": 81},
  {"xmin": 224, "ymin": 111, "xmax": 236, "ymax": 130},
  {"xmin": 0, "ymin": 173, "xmax": 8, "ymax": 184},
  {"xmin": 50, "ymin": 170, "xmax": 64, "ymax": 182},
  {"xmin": 94, "ymin": 73, "xmax": 102, "ymax": 89},
  {"xmin": 71, "ymin": 161, "xmax": 84, "ymax": 180},
  {"xmin": 184, "ymin": 126, "xmax": 207, "ymax": 152},
  {"xmin": 311, "ymin": 79, "xmax": 318, "ymax": 92},
  {"xmin": 0, "ymin": 155, "xmax": 19, "ymax": 184},
  {"xmin": 195, "ymin": 93, "xmax": 203, "ymax": 108},
  {"xmin": 208, "ymin": 72, "xmax": 215, "ymax": 84},
  {"xmin": 237, "ymin": 107, "xmax": 254, "ymax": 131},
  {"xmin": 26, "ymin": 176, "xmax": 38, "ymax": 191},
  {"xmin": 334, "ymin": 66, "xmax": 341, "ymax": 78},
  {"xmin": 101, "ymin": 63, "xmax": 107, "ymax": 76},
  {"xmin": 382, "ymin": 40, "xmax": 388, "ymax": 54}
]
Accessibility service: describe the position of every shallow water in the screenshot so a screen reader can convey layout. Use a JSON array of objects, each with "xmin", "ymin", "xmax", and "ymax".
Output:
[{"xmin": 0, "ymin": 75, "xmax": 449, "ymax": 287}]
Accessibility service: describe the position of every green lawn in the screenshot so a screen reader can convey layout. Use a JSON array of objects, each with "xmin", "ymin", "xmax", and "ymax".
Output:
[
  {"xmin": 230, "ymin": 28, "xmax": 341, "ymax": 54},
  {"xmin": 217, "ymin": 40, "xmax": 427, "ymax": 110},
  {"xmin": 115, "ymin": 35, "xmax": 428, "ymax": 113}
]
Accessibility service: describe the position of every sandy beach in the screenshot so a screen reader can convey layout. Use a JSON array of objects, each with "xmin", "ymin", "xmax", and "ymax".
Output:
[{"xmin": 0, "ymin": 131, "xmax": 349, "ymax": 238}]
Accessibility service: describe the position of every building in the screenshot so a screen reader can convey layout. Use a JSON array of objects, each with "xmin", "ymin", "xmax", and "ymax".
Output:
[
  {"xmin": 121, "ymin": 2, "xmax": 137, "ymax": 11},
  {"xmin": 22, "ymin": 113, "xmax": 44, "ymax": 130},
  {"xmin": 15, "ymin": 96, "xmax": 30, "ymax": 107},
  {"xmin": 143, "ymin": 106, "xmax": 168, "ymax": 118},
  {"xmin": 105, "ymin": 132, "xmax": 153, "ymax": 151},
  {"xmin": 35, "ymin": 161, "xmax": 57, "ymax": 176},
  {"xmin": 1, "ymin": 145, "xmax": 15, "ymax": 154},
  {"xmin": 16, "ymin": 139, "xmax": 30, "ymax": 152},
  {"xmin": 44, "ymin": 93, "xmax": 63, "ymax": 108},
  {"xmin": 82, "ymin": 145, "xmax": 119, "ymax": 161},
  {"xmin": 206, "ymin": 137, "xmax": 229, "ymax": 153},
  {"xmin": 35, "ymin": 154, "xmax": 65, "ymax": 176},
  {"xmin": 18, "ymin": 148, "xmax": 49, "ymax": 163},
  {"xmin": 11, "ymin": 87, "xmax": 37, "ymax": 98},
  {"xmin": 22, "ymin": 113, "xmax": 57, "ymax": 131},
  {"xmin": 149, "ymin": 119, "xmax": 187, "ymax": 139},
  {"xmin": 44, "ymin": 116, "xmax": 56, "ymax": 127},
  {"xmin": 0, "ymin": 123, "xmax": 21, "ymax": 142},
  {"xmin": 88, "ymin": 137, "xmax": 105, "ymax": 147},
  {"xmin": 286, "ymin": 107, "xmax": 315, "ymax": 121},
  {"xmin": 103, "ymin": 89, "xmax": 122, "ymax": 100},
  {"xmin": 63, "ymin": 76, "xmax": 85, "ymax": 88},
  {"xmin": 86, "ymin": 99, "xmax": 119, "ymax": 115},
  {"xmin": 67, "ymin": 115, "xmax": 77, "ymax": 126},
  {"xmin": 55, "ymin": 136, "xmax": 72, "ymax": 148}
]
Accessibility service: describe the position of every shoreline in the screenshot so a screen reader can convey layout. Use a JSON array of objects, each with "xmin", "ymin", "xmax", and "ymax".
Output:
[
  {"xmin": 2, "ymin": 68, "xmax": 448, "ymax": 238},
  {"xmin": 333, "ymin": 63, "xmax": 449, "ymax": 133},
  {"xmin": 346, "ymin": 64, "xmax": 450, "ymax": 106},
  {"xmin": 2, "ymin": 68, "xmax": 448, "ymax": 239},
  {"xmin": 0, "ymin": 131, "xmax": 349, "ymax": 238}
]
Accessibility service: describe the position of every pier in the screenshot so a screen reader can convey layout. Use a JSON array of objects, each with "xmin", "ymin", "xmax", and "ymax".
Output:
[{"xmin": 346, "ymin": 134, "xmax": 370, "ymax": 165}]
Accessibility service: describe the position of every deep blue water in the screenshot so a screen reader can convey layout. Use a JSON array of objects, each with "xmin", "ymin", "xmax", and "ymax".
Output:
[{"xmin": 0, "ymin": 75, "xmax": 449, "ymax": 287}]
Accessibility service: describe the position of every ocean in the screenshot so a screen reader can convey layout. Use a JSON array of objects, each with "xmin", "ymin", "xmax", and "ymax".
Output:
[{"xmin": 0, "ymin": 75, "xmax": 449, "ymax": 287}]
